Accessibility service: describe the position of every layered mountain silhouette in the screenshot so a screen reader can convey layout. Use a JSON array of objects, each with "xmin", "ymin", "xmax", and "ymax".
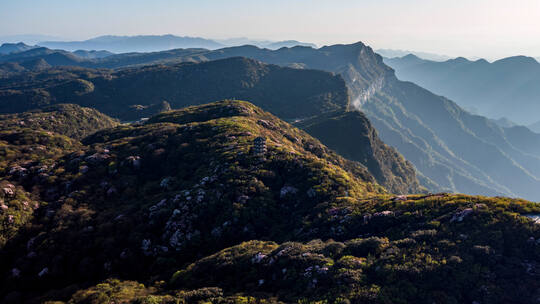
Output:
[
  {"xmin": 3, "ymin": 42, "xmax": 540, "ymax": 200},
  {"xmin": 263, "ymin": 40, "xmax": 317, "ymax": 49},
  {"xmin": 0, "ymin": 47, "xmax": 86, "ymax": 67},
  {"xmin": 376, "ymin": 49, "xmax": 452, "ymax": 61},
  {"xmin": 217, "ymin": 38, "xmax": 316, "ymax": 49},
  {"xmin": 39, "ymin": 35, "xmax": 225, "ymax": 53},
  {"xmin": 37, "ymin": 35, "xmax": 317, "ymax": 53},
  {"xmin": 0, "ymin": 42, "xmax": 37, "ymax": 54},
  {"xmin": 384, "ymin": 54, "xmax": 540, "ymax": 125},
  {"xmin": 0, "ymin": 34, "xmax": 62, "ymax": 45}
]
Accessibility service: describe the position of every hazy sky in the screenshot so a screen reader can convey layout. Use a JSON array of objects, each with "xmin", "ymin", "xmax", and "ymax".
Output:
[{"xmin": 1, "ymin": 0, "xmax": 540, "ymax": 59}]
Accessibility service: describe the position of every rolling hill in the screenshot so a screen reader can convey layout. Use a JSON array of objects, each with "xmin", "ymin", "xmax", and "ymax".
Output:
[
  {"xmin": 0, "ymin": 47, "xmax": 86, "ymax": 68},
  {"xmin": 38, "ymin": 35, "xmax": 318, "ymax": 54}
]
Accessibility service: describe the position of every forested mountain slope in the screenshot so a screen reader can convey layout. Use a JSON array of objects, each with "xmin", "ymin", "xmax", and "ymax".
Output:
[
  {"xmin": 1, "ymin": 100, "xmax": 383, "ymax": 301},
  {"xmin": 0, "ymin": 100, "xmax": 539, "ymax": 304},
  {"xmin": 0, "ymin": 57, "xmax": 349, "ymax": 121}
]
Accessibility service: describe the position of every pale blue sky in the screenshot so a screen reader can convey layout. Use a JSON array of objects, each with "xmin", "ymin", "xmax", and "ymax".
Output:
[{"xmin": 1, "ymin": 0, "xmax": 540, "ymax": 59}]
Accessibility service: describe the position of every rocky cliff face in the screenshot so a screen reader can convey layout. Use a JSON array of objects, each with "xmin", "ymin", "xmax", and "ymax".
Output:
[
  {"xmin": 195, "ymin": 42, "xmax": 540, "ymax": 200},
  {"xmin": 296, "ymin": 109, "xmax": 422, "ymax": 194}
]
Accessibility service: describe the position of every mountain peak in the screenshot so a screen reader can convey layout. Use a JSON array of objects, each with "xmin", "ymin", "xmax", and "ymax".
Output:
[
  {"xmin": 474, "ymin": 58, "xmax": 489, "ymax": 64},
  {"xmin": 0, "ymin": 42, "xmax": 36, "ymax": 54},
  {"xmin": 493, "ymin": 55, "xmax": 539, "ymax": 66},
  {"xmin": 350, "ymin": 41, "xmax": 367, "ymax": 48},
  {"xmin": 402, "ymin": 53, "xmax": 421, "ymax": 60},
  {"xmin": 0, "ymin": 42, "xmax": 29, "ymax": 47},
  {"xmin": 449, "ymin": 56, "xmax": 470, "ymax": 64}
]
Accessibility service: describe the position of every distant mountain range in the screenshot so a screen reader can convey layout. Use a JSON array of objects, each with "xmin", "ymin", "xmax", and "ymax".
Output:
[
  {"xmin": 376, "ymin": 49, "xmax": 453, "ymax": 61},
  {"xmin": 36, "ymin": 35, "xmax": 316, "ymax": 53},
  {"xmin": 384, "ymin": 54, "xmax": 540, "ymax": 125},
  {"xmin": 0, "ymin": 42, "xmax": 37, "ymax": 54},
  {"xmin": 0, "ymin": 46, "xmax": 88, "ymax": 68},
  {"xmin": 0, "ymin": 43, "xmax": 113, "ymax": 72},
  {"xmin": 39, "ymin": 35, "xmax": 224, "ymax": 53},
  {"xmin": 0, "ymin": 34, "xmax": 63, "ymax": 45},
  {"xmin": 217, "ymin": 37, "xmax": 317, "ymax": 49}
]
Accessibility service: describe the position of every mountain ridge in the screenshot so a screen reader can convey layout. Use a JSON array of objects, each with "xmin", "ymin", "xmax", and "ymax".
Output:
[
  {"xmin": 384, "ymin": 54, "xmax": 540, "ymax": 125},
  {"xmin": 197, "ymin": 43, "xmax": 540, "ymax": 200},
  {"xmin": 0, "ymin": 42, "xmax": 37, "ymax": 55},
  {"xmin": 39, "ymin": 34, "xmax": 225, "ymax": 53},
  {"xmin": 37, "ymin": 35, "xmax": 318, "ymax": 53},
  {"xmin": 0, "ymin": 57, "xmax": 422, "ymax": 194}
]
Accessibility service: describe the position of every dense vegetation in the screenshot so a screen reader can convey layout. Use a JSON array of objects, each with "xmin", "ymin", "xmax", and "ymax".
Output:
[
  {"xmin": 44, "ymin": 194, "xmax": 540, "ymax": 304},
  {"xmin": 0, "ymin": 57, "xmax": 349, "ymax": 121},
  {"xmin": 0, "ymin": 103, "xmax": 119, "ymax": 139},
  {"xmin": 0, "ymin": 100, "xmax": 538, "ymax": 303},
  {"xmin": 170, "ymin": 192, "xmax": 540, "ymax": 303},
  {"xmin": 0, "ymin": 104, "xmax": 118, "ymax": 249},
  {"xmin": 0, "ymin": 100, "xmax": 383, "ymax": 302}
]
